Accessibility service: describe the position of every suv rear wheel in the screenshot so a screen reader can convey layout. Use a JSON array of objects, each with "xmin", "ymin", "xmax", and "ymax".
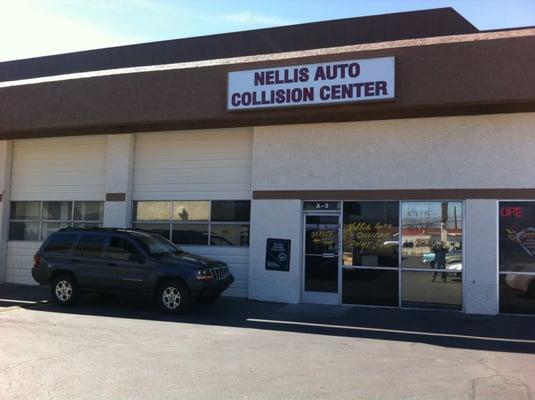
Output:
[
  {"xmin": 158, "ymin": 280, "xmax": 192, "ymax": 314},
  {"xmin": 51, "ymin": 275, "xmax": 79, "ymax": 306}
]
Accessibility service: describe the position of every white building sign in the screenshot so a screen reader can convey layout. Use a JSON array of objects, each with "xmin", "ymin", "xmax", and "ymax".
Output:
[{"xmin": 227, "ymin": 56, "xmax": 395, "ymax": 110}]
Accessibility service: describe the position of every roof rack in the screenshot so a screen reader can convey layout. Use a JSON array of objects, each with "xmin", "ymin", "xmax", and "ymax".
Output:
[{"xmin": 58, "ymin": 227, "xmax": 135, "ymax": 233}]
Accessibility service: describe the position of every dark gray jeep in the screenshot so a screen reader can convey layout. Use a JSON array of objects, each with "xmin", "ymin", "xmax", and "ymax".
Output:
[{"xmin": 31, "ymin": 228, "xmax": 234, "ymax": 314}]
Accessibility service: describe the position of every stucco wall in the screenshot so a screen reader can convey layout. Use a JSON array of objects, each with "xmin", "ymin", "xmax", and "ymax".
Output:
[
  {"xmin": 249, "ymin": 200, "xmax": 302, "ymax": 304},
  {"xmin": 249, "ymin": 113, "xmax": 535, "ymax": 314},
  {"xmin": 252, "ymin": 113, "xmax": 535, "ymax": 191},
  {"xmin": 464, "ymin": 200, "xmax": 499, "ymax": 315}
]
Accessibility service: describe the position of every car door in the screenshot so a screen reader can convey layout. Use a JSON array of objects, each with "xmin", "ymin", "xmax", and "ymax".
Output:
[
  {"xmin": 100, "ymin": 235, "xmax": 151, "ymax": 293},
  {"xmin": 71, "ymin": 233, "xmax": 107, "ymax": 290}
]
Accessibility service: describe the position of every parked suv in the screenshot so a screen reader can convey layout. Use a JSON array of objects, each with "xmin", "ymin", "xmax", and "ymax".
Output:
[{"xmin": 31, "ymin": 228, "xmax": 234, "ymax": 314}]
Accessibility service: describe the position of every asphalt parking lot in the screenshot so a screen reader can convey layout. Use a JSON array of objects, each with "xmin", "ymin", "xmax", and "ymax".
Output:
[{"xmin": 1, "ymin": 284, "xmax": 534, "ymax": 400}]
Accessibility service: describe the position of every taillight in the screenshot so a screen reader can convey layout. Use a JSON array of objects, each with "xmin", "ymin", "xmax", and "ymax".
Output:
[{"xmin": 33, "ymin": 255, "xmax": 41, "ymax": 269}]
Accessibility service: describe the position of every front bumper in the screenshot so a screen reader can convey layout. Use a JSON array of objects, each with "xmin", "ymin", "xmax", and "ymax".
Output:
[{"xmin": 190, "ymin": 274, "xmax": 234, "ymax": 297}]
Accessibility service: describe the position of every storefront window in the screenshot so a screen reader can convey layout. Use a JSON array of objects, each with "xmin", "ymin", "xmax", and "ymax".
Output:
[
  {"xmin": 400, "ymin": 202, "xmax": 462, "ymax": 309},
  {"xmin": 342, "ymin": 201, "xmax": 399, "ymax": 306},
  {"xmin": 342, "ymin": 201, "xmax": 399, "ymax": 267},
  {"xmin": 499, "ymin": 201, "xmax": 535, "ymax": 314},
  {"xmin": 402, "ymin": 271, "xmax": 462, "ymax": 308},
  {"xmin": 133, "ymin": 200, "xmax": 251, "ymax": 247}
]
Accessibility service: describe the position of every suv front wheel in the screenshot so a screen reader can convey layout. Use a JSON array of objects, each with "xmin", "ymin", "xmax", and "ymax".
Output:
[
  {"xmin": 157, "ymin": 280, "xmax": 192, "ymax": 314},
  {"xmin": 51, "ymin": 275, "xmax": 79, "ymax": 306}
]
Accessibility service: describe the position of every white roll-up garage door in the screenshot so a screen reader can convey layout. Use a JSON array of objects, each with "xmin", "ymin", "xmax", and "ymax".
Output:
[
  {"xmin": 6, "ymin": 135, "xmax": 107, "ymax": 284},
  {"xmin": 133, "ymin": 128, "xmax": 252, "ymax": 298}
]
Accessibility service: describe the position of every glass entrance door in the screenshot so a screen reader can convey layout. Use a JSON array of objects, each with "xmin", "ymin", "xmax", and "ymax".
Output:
[{"xmin": 302, "ymin": 214, "xmax": 340, "ymax": 304}]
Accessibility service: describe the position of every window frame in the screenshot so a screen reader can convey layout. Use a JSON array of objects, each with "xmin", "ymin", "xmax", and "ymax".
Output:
[
  {"xmin": 337, "ymin": 200, "xmax": 465, "ymax": 310},
  {"xmin": 106, "ymin": 235, "xmax": 146, "ymax": 262},
  {"xmin": 132, "ymin": 200, "xmax": 251, "ymax": 247},
  {"xmin": 8, "ymin": 201, "xmax": 104, "ymax": 242},
  {"xmin": 498, "ymin": 200, "xmax": 535, "ymax": 315},
  {"xmin": 342, "ymin": 200, "xmax": 400, "ymax": 270}
]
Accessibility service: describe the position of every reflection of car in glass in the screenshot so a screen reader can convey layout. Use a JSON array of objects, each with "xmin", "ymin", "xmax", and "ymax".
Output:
[
  {"xmin": 505, "ymin": 273, "xmax": 535, "ymax": 298},
  {"xmin": 171, "ymin": 230, "xmax": 235, "ymax": 246},
  {"xmin": 422, "ymin": 248, "xmax": 462, "ymax": 265},
  {"xmin": 209, "ymin": 235, "xmax": 234, "ymax": 246},
  {"xmin": 445, "ymin": 261, "xmax": 462, "ymax": 278}
]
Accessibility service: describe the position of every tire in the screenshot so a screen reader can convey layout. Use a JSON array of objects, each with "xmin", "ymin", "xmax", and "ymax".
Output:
[
  {"xmin": 198, "ymin": 293, "xmax": 221, "ymax": 304},
  {"xmin": 157, "ymin": 280, "xmax": 192, "ymax": 314},
  {"xmin": 51, "ymin": 274, "xmax": 79, "ymax": 306}
]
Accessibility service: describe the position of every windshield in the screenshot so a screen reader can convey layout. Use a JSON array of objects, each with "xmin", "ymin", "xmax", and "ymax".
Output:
[{"xmin": 130, "ymin": 231, "xmax": 183, "ymax": 256}]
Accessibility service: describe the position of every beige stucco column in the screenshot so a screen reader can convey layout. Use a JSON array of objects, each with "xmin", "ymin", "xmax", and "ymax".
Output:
[
  {"xmin": 103, "ymin": 134, "xmax": 135, "ymax": 228},
  {"xmin": 0, "ymin": 141, "xmax": 13, "ymax": 283}
]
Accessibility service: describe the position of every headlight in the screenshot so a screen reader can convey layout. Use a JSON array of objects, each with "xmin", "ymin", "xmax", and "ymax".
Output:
[{"xmin": 195, "ymin": 269, "xmax": 214, "ymax": 280}]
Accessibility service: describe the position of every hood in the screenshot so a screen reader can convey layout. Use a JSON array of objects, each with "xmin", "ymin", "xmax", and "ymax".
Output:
[{"xmin": 159, "ymin": 252, "xmax": 222, "ymax": 268}]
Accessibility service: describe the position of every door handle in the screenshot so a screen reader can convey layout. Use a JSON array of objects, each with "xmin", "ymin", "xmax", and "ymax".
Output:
[{"xmin": 322, "ymin": 253, "xmax": 336, "ymax": 258}]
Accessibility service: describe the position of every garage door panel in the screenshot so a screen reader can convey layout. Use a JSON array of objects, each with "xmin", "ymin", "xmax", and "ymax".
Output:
[
  {"xmin": 11, "ymin": 136, "xmax": 107, "ymax": 201},
  {"xmin": 134, "ymin": 129, "xmax": 253, "ymax": 298},
  {"xmin": 7, "ymin": 136, "xmax": 107, "ymax": 284}
]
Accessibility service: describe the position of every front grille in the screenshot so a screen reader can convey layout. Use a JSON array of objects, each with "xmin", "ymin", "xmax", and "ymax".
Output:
[{"xmin": 210, "ymin": 265, "xmax": 229, "ymax": 280}]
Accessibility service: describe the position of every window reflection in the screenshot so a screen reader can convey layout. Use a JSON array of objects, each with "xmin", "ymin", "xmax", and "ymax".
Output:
[
  {"xmin": 74, "ymin": 201, "xmax": 103, "ymax": 221},
  {"xmin": 9, "ymin": 222, "xmax": 40, "ymax": 241},
  {"xmin": 133, "ymin": 200, "xmax": 250, "ymax": 247},
  {"xmin": 10, "ymin": 201, "xmax": 40, "ymax": 220},
  {"xmin": 342, "ymin": 201, "xmax": 399, "ymax": 267},
  {"xmin": 402, "ymin": 271, "xmax": 462, "ymax": 309},
  {"xmin": 342, "ymin": 269, "xmax": 398, "ymax": 306},
  {"xmin": 499, "ymin": 202, "xmax": 535, "ymax": 273},
  {"xmin": 133, "ymin": 223, "xmax": 170, "ymax": 239},
  {"xmin": 210, "ymin": 224, "xmax": 249, "ymax": 246},
  {"xmin": 499, "ymin": 202, "xmax": 535, "ymax": 315},
  {"xmin": 401, "ymin": 202, "xmax": 462, "ymax": 271},
  {"xmin": 305, "ymin": 215, "xmax": 339, "ymax": 255},
  {"xmin": 171, "ymin": 224, "xmax": 209, "ymax": 245},
  {"xmin": 500, "ymin": 274, "xmax": 535, "ymax": 314},
  {"xmin": 42, "ymin": 201, "xmax": 72, "ymax": 221},
  {"xmin": 134, "ymin": 201, "xmax": 171, "ymax": 221},
  {"xmin": 173, "ymin": 201, "xmax": 209, "ymax": 221},
  {"xmin": 211, "ymin": 201, "xmax": 250, "ymax": 222}
]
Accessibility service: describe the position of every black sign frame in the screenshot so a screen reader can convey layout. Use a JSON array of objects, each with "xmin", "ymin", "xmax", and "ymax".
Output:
[{"xmin": 265, "ymin": 238, "xmax": 291, "ymax": 271}]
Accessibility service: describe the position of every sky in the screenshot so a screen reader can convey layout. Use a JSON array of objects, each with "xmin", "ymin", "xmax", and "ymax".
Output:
[{"xmin": 2, "ymin": 0, "xmax": 535, "ymax": 62}]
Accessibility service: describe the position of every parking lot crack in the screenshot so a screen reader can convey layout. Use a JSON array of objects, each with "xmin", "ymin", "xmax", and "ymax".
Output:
[{"xmin": 469, "ymin": 357, "xmax": 533, "ymax": 400}]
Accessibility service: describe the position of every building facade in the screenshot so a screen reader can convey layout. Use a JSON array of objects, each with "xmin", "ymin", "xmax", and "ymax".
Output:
[{"xmin": 1, "ymin": 8, "xmax": 535, "ymax": 315}]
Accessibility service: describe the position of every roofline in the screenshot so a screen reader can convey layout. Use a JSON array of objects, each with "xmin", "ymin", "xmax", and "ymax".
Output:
[
  {"xmin": 2, "ymin": 27, "xmax": 533, "ymax": 89},
  {"xmin": 1, "ymin": 7, "xmax": 474, "ymax": 64},
  {"xmin": 0, "ymin": 7, "xmax": 478, "ymax": 82}
]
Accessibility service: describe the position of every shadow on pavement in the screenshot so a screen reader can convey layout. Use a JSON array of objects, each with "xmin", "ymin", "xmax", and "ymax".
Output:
[{"xmin": 2, "ymin": 283, "xmax": 535, "ymax": 354}]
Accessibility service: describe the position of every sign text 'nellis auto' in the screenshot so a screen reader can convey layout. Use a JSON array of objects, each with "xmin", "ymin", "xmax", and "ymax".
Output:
[{"xmin": 227, "ymin": 56, "xmax": 395, "ymax": 110}]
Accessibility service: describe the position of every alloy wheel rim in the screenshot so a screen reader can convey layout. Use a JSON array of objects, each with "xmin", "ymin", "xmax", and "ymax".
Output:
[
  {"xmin": 162, "ymin": 286, "xmax": 181, "ymax": 309},
  {"xmin": 55, "ymin": 280, "xmax": 73, "ymax": 302}
]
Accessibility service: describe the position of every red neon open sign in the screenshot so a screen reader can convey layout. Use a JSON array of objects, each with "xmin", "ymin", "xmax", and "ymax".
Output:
[{"xmin": 500, "ymin": 207, "xmax": 524, "ymax": 218}]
